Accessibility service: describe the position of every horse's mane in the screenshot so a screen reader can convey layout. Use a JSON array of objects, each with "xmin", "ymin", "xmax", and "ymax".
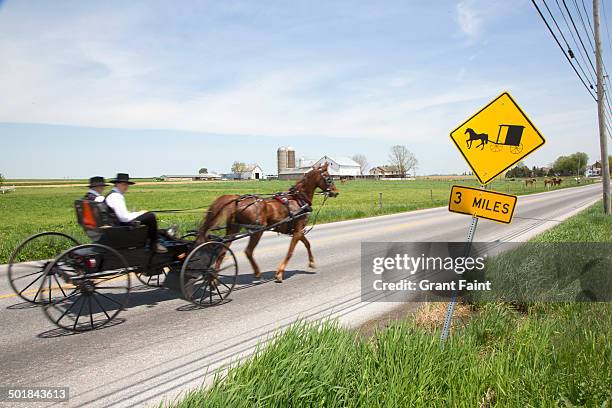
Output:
[{"xmin": 289, "ymin": 167, "xmax": 318, "ymax": 194}]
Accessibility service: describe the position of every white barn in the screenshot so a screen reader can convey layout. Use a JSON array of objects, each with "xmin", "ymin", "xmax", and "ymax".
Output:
[{"xmin": 278, "ymin": 155, "xmax": 360, "ymax": 179}]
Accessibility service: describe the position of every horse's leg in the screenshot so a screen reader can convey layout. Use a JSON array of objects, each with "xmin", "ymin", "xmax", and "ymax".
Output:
[
  {"xmin": 466, "ymin": 139, "xmax": 472, "ymax": 148},
  {"xmin": 276, "ymin": 232, "xmax": 301, "ymax": 283},
  {"xmin": 300, "ymin": 235, "xmax": 315, "ymax": 269},
  {"xmin": 245, "ymin": 231, "xmax": 263, "ymax": 279}
]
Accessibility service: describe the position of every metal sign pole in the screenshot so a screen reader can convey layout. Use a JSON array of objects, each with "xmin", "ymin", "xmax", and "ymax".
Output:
[{"xmin": 440, "ymin": 194, "xmax": 481, "ymax": 343}]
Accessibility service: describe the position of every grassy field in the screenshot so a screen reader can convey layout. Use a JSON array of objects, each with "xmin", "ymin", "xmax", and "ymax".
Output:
[
  {"xmin": 170, "ymin": 203, "xmax": 611, "ymax": 408},
  {"xmin": 0, "ymin": 177, "xmax": 595, "ymax": 264}
]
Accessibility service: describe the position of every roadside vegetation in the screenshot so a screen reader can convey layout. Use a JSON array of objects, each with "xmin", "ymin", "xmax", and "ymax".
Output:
[
  {"xmin": 0, "ymin": 177, "xmax": 596, "ymax": 263},
  {"xmin": 170, "ymin": 203, "xmax": 611, "ymax": 408}
]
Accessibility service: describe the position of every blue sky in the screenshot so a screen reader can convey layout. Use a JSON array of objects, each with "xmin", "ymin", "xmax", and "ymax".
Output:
[{"xmin": 0, "ymin": 0, "xmax": 609, "ymax": 178}]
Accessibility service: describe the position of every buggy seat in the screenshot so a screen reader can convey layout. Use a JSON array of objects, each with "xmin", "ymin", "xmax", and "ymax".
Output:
[{"xmin": 74, "ymin": 199, "xmax": 148, "ymax": 249}]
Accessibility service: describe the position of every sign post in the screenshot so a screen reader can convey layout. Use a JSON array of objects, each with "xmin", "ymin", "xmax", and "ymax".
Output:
[{"xmin": 442, "ymin": 91, "xmax": 546, "ymax": 343}]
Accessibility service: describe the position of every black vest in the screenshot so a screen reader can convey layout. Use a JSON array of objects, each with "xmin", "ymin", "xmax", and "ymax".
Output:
[{"xmin": 83, "ymin": 191, "xmax": 100, "ymax": 201}]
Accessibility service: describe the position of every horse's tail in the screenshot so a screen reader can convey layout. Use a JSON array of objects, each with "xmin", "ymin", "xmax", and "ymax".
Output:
[{"xmin": 197, "ymin": 195, "xmax": 240, "ymax": 244}]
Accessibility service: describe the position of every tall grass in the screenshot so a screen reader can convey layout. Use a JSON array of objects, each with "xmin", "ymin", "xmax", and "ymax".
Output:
[{"xmin": 170, "ymin": 203, "xmax": 611, "ymax": 408}]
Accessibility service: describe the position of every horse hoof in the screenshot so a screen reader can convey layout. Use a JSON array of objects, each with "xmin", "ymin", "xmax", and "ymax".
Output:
[
  {"xmin": 275, "ymin": 273, "xmax": 283, "ymax": 283},
  {"xmin": 309, "ymin": 262, "xmax": 316, "ymax": 269}
]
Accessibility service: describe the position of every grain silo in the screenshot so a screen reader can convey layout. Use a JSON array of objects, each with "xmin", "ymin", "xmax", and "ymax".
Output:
[
  {"xmin": 277, "ymin": 147, "xmax": 288, "ymax": 174},
  {"xmin": 286, "ymin": 147, "xmax": 296, "ymax": 169}
]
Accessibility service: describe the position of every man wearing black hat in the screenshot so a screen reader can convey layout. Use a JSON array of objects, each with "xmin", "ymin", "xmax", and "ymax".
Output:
[
  {"xmin": 105, "ymin": 173, "xmax": 168, "ymax": 254},
  {"xmin": 84, "ymin": 176, "xmax": 108, "ymax": 202}
]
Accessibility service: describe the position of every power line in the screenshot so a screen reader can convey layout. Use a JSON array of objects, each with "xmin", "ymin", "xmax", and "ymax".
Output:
[
  {"xmin": 573, "ymin": 0, "xmax": 596, "ymax": 52},
  {"xmin": 531, "ymin": 0, "xmax": 597, "ymax": 99},
  {"xmin": 553, "ymin": 0, "xmax": 597, "ymax": 85},
  {"xmin": 562, "ymin": 0, "xmax": 597, "ymax": 74}
]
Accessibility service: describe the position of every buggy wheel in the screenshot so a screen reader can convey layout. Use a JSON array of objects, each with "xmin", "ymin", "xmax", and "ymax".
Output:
[
  {"xmin": 8, "ymin": 232, "xmax": 79, "ymax": 304},
  {"xmin": 42, "ymin": 244, "xmax": 131, "ymax": 332},
  {"xmin": 510, "ymin": 143, "xmax": 523, "ymax": 154},
  {"xmin": 180, "ymin": 242, "xmax": 238, "ymax": 307},
  {"xmin": 490, "ymin": 143, "xmax": 502, "ymax": 152}
]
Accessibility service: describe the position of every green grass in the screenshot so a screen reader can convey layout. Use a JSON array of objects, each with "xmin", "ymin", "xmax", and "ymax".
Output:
[
  {"xmin": 169, "ymin": 203, "xmax": 611, "ymax": 408},
  {"xmin": 0, "ymin": 177, "xmax": 595, "ymax": 263}
]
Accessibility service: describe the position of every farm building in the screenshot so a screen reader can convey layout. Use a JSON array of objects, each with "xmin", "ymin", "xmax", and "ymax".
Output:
[
  {"xmin": 277, "ymin": 148, "xmax": 361, "ymax": 180},
  {"xmin": 223, "ymin": 164, "xmax": 265, "ymax": 180},
  {"xmin": 160, "ymin": 173, "xmax": 221, "ymax": 181},
  {"xmin": 369, "ymin": 165, "xmax": 402, "ymax": 177}
]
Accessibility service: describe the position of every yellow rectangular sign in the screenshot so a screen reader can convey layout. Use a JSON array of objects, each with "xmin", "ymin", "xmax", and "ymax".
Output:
[{"xmin": 448, "ymin": 185, "xmax": 517, "ymax": 224}]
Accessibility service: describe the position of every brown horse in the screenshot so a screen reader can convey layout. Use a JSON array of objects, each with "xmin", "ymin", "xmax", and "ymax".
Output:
[
  {"xmin": 525, "ymin": 178, "xmax": 537, "ymax": 187},
  {"xmin": 197, "ymin": 163, "xmax": 339, "ymax": 282}
]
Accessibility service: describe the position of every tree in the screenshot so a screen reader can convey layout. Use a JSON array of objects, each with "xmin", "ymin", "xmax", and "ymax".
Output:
[
  {"xmin": 198, "ymin": 168, "xmax": 208, "ymax": 174},
  {"xmin": 231, "ymin": 162, "xmax": 247, "ymax": 173},
  {"xmin": 351, "ymin": 154, "xmax": 369, "ymax": 175},
  {"xmin": 0, "ymin": 173, "xmax": 4, "ymax": 186},
  {"xmin": 552, "ymin": 152, "xmax": 589, "ymax": 176},
  {"xmin": 388, "ymin": 145, "xmax": 418, "ymax": 178},
  {"xmin": 505, "ymin": 161, "xmax": 530, "ymax": 178}
]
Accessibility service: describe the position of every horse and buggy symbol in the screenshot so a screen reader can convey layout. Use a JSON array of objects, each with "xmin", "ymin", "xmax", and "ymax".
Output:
[
  {"xmin": 7, "ymin": 164, "xmax": 337, "ymax": 333},
  {"xmin": 465, "ymin": 124, "xmax": 525, "ymax": 155}
]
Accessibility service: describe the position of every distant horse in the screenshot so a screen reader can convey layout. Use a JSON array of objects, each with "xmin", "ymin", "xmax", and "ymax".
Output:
[
  {"xmin": 525, "ymin": 178, "xmax": 537, "ymax": 187},
  {"xmin": 197, "ymin": 163, "xmax": 339, "ymax": 282},
  {"xmin": 553, "ymin": 177, "xmax": 563, "ymax": 186},
  {"xmin": 544, "ymin": 178, "xmax": 553, "ymax": 188},
  {"xmin": 465, "ymin": 128, "xmax": 489, "ymax": 150}
]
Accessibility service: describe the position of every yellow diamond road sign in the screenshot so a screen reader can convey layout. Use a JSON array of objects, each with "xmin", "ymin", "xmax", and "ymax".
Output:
[{"xmin": 450, "ymin": 92, "xmax": 546, "ymax": 185}]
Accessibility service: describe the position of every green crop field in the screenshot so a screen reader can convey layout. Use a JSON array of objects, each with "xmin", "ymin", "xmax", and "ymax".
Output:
[
  {"xmin": 170, "ymin": 203, "xmax": 611, "ymax": 408},
  {"xmin": 0, "ymin": 177, "xmax": 595, "ymax": 264}
]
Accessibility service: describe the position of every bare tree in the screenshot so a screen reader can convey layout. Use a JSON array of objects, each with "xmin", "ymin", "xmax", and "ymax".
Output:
[
  {"xmin": 231, "ymin": 162, "xmax": 247, "ymax": 173},
  {"xmin": 388, "ymin": 145, "xmax": 418, "ymax": 178},
  {"xmin": 351, "ymin": 154, "xmax": 369, "ymax": 175}
]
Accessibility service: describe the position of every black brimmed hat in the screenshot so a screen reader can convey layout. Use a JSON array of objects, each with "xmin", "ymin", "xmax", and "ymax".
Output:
[
  {"xmin": 110, "ymin": 173, "xmax": 135, "ymax": 185},
  {"xmin": 88, "ymin": 176, "xmax": 109, "ymax": 188}
]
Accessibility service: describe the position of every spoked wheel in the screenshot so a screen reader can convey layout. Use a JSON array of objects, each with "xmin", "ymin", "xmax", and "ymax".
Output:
[
  {"xmin": 490, "ymin": 143, "xmax": 503, "ymax": 152},
  {"xmin": 8, "ymin": 232, "xmax": 79, "ymax": 304},
  {"xmin": 180, "ymin": 241, "xmax": 238, "ymax": 307},
  {"xmin": 42, "ymin": 244, "xmax": 131, "ymax": 332},
  {"xmin": 510, "ymin": 143, "xmax": 523, "ymax": 154}
]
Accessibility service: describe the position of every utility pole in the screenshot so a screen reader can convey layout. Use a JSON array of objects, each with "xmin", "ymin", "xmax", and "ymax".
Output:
[{"xmin": 594, "ymin": 0, "xmax": 611, "ymax": 214}]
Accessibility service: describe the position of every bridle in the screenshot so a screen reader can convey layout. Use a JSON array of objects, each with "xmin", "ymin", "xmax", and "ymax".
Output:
[{"xmin": 321, "ymin": 173, "xmax": 335, "ymax": 196}]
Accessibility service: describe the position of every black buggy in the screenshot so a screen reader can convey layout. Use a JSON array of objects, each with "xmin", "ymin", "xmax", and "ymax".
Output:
[{"xmin": 7, "ymin": 200, "xmax": 239, "ymax": 332}]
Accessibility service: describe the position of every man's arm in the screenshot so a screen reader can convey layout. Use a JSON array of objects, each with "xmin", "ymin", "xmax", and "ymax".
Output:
[{"xmin": 105, "ymin": 193, "xmax": 145, "ymax": 223}]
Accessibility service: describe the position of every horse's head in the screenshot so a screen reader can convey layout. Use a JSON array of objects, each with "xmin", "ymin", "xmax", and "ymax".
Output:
[
  {"xmin": 464, "ymin": 128, "xmax": 473, "ymax": 135},
  {"xmin": 313, "ymin": 163, "xmax": 339, "ymax": 198}
]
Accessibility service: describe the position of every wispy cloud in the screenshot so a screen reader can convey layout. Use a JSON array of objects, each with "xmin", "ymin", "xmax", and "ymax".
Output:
[{"xmin": 456, "ymin": 1, "xmax": 483, "ymax": 38}]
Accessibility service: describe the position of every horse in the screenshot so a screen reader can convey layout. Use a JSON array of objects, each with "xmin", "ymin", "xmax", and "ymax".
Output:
[
  {"xmin": 553, "ymin": 177, "xmax": 563, "ymax": 186},
  {"xmin": 544, "ymin": 178, "xmax": 553, "ymax": 188},
  {"xmin": 465, "ymin": 128, "xmax": 489, "ymax": 150},
  {"xmin": 197, "ymin": 163, "xmax": 339, "ymax": 283},
  {"xmin": 525, "ymin": 178, "xmax": 537, "ymax": 187}
]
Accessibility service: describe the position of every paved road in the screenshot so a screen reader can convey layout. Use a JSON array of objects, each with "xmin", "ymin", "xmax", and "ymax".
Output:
[{"xmin": 0, "ymin": 183, "xmax": 602, "ymax": 408}]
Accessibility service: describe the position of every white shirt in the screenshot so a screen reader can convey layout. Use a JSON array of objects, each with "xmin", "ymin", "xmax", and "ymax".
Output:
[{"xmin": 105, "ymin": 188, "xmax": 146, "ymax": 223}]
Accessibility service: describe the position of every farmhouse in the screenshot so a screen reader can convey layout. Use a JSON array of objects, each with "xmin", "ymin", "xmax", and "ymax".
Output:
[
  {"xmin": 369, "ymin": 165, "xmax": 402, "ymax": 177},
  {"xmin": 161, "ymin": 173, "xmax": 221, "ymax": 181}
]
